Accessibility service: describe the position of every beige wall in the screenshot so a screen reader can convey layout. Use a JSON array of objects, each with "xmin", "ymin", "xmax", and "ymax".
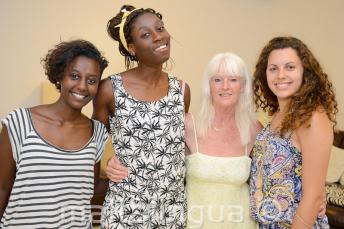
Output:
[{"xmin": 1, "ymin": 0, "xmax": 343, "ymax": 129}]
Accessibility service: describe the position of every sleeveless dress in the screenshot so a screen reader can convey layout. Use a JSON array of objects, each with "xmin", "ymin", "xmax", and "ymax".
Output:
[
  {"xmin": 0, "ymin": 108, "xmax": 108, "ymax": 229},
  {"xmin": 186, "ymin": 115, "xmax": 258, "ymax": 229},
  {"xmin": 249, "ymin": 123, "xmax": 329, "ymax": 228},
  {"xmin": 101, "ymin": 74, "xmax": 186, "ymax": 229}
]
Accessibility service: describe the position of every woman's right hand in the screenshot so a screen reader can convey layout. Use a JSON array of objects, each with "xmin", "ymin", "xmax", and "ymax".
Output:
[{"xmin": 106, "ymin": 156, "xmax": 128, "ymax": 182}]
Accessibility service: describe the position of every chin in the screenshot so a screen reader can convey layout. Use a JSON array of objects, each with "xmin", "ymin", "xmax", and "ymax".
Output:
[
  {"xmin": 272, "ymin": 90, "xmax": 292, "ymax": 99},
  {"xmin": 161, "ymin": 58, "xmax": 170, "ymax": 65},
  {"xmin": 160, "ymin": 52, "xmax": 170, "ymax": 62},
  {"xmin": 70, "ymin": 101, "xmax": 90, "ymax": 111}
]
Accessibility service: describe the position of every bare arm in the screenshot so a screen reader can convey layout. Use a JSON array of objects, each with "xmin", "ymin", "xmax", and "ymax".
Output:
[
  {"xmin": 93, "ymin": 162, "xmax": 108, "ymax": 195},
  {"xmin": 0, "ymin": 126, "xmax": 16, "ymax": 219},
  {"xmin": 291, "ymin": 111, "xmax": 333, "ymax": 229},
  {"xmin": 92, "ymin": 78, "xmax": 129, "ymax": 182},
  {"xmin": 92, "ymin": 78, "xmax": 115, "ymax": 132},
  {"xmin": 183, "ymin": 82, "xmax": 191, "ymax": 113}
]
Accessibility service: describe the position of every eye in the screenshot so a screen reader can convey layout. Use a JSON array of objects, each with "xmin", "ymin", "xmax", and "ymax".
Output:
[
  {"xmin": 70, "ymin": 73, "xmax": 79, "ymax": 80},
  {"xmin": 212, "ymin": 77, "xmax": 222, "ymax": 83},
  {"xmin": 268, "ymin": 66, "xmax": 277, "ymax": 72},
  {"xmin": 87, "ymin": 78, "xmax": 98, "ymax": 85},
  {"xmin": 229, "ymin": 78, "xmax": 238, "ymax": 82},
  {"xmin": 141, "ymin": 32, "xmax": 150, "ymax": 39},
  {"xmin": 286, "ymin": 65, "xmax": 296, "ymax": 70},
  {"xmin": 157, "ymin": 26, "xmax": 165, "ymax": 32}
]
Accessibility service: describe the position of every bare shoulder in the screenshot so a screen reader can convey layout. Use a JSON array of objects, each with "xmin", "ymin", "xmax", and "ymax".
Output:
[
  {"xmin": 310, "ymin": 109, "xmax": 332, "ymax": 124},
  {"xmin": 98, "ymin": 77, "xmax": 113, "ymax": 96},
  {"xmin": 92, "ymin": 77, "xmax": 115, "ymax": 128},
  {"xmin": 295, "ymin": 109, "xmax": 333, "ymax": 150},
  {"xmin": 300, "ymin": 109, "xmax": 333, "ymax": 133},
  {"xmin": 94, "ymin": 77, "xmax": 114, "ymax": 107}
]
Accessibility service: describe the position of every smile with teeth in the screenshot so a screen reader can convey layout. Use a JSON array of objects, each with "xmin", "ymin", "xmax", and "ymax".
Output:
[
  {"xmin": 219, "ymin": 93, "xmax": 231, "ymax": 97},
  {"xmin": 274, "ymin": 82, "xmax": 291, "ymax": 89},
  {"xmin": 155, "ymin": 44, "xmax": 168, "ymax": 51},
  {"xmin": 71, "ymin": 92, "xmax": 87, "ymax": 100}
]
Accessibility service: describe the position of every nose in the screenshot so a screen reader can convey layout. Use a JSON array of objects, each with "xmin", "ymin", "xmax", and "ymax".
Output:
[
  {"xmin": 277, "ymin": 69, "xmax": 286, "ymax": 79},
  {"xmin": 77, "ymin": 78, "xmax": 87, "ymax": 91},
  {"xmin": 152, "ymin": 31, "xmax": 162, "ymax": 42},
  {"xmin": 222, "ymin": 78, "xmax": 229, "ymax": 90}
]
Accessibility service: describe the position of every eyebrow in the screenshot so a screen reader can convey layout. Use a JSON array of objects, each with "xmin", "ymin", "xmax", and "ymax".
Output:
[
  {"xmin": 285, "ymin": 62, "xmax": 298, "ymax": 65},
  {"xmin": 138, "ymin": 20, "xmax": 164, "ymax": 31},
  {"xmin": 268, "ymin": 61, "xmax": 297, "ymax": 65}
]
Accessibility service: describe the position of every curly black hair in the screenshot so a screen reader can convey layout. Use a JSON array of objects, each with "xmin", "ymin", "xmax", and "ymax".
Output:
[
  {"xmin": 107, "ymin": 5, "xmax": 162, "ymax": 69},
  {"xmin": 42, "ymin": 39, "xmax": 108, "ymax": 91}
]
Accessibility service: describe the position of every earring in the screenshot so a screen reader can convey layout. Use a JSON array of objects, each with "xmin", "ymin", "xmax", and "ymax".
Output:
[
  {"xmin": 56, "ymin": 81, "xmax": 61, "ymax": 86},
  {"xmin": 130, "ymin": 52, "xmax": 135, "ymax": 56}
]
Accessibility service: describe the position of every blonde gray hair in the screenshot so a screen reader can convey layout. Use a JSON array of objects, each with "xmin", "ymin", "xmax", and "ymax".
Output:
[{"xmin": 197, "ymin": 52, "xmax": 256, "ymax": 146}]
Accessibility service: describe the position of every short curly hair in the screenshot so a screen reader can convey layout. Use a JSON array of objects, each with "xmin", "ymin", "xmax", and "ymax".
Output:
[
  {"xmin": 42, "ymin": 39, "xmax": 108, "ymax": 91},
  {"xmin": 107, "ymin": 5, "xmax": 162, "ymax": 69},
  {"xmin": 253, "ymin": 36, "xmax": 338, "ymax": 134}
]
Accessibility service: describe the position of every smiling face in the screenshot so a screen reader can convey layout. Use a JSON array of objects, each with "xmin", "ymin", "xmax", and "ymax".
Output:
[
  {"xmin": 128, "ymin": 13, "xmax": 170, "ymax": 66},
  {"xmin": 59, "ymin": 55, "xmax": 101, "ymax": 110},
  {"xmin": 210, "ymin": 62, "xmax": 243, "ymax": 109},
  {"xmin": 266, "ymin": 48, "xmax": 304, "ymax": 106}
]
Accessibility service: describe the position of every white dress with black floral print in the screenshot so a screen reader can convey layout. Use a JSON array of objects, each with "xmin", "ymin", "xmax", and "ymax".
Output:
[{"xmin": 101, "ymin": 74, "xmax": 186, "ymax": 229}]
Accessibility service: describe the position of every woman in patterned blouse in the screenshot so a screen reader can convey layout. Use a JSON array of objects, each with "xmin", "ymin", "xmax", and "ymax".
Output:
[{"xmin": 249, "ymin": 36, "xmax": 337, "ymax": 229}]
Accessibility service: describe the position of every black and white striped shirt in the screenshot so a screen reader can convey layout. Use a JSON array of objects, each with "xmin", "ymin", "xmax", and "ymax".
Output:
[{"xmin": 0, "ymin": 108, "xmax": 108, "ymax": 229}]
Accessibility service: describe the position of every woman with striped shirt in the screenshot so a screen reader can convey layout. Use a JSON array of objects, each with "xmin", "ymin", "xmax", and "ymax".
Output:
[{"xmin": 0, "ymin": 39, "xmax": 109, "ymax": 228}]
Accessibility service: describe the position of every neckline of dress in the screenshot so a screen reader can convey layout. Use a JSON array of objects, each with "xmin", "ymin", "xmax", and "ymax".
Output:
[
  {"xmin": 116, "ymin": 74, "xmax": 172, "ymax": 104},
  {"xmin": 188, "ymin": 151, "xmax": 251, "ymax": 159},
  {"xmin": 26, "ymin": 108, "xmax": 95, "ymax": 152}
]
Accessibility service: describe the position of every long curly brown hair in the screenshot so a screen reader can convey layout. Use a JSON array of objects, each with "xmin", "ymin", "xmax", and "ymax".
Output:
[
  {"xmin": 107, "ymin": 5, "xmax": 162, "ymax": 69},
  {"xmin": 253, "ymin": 36, "xmax": 338, "ymax": 134}
]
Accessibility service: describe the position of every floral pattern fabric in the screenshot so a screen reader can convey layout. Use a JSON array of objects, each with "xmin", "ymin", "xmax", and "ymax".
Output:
[
  {"xmin": 101, "ymin": 74, "xmax": 186, "ymax": 229},
  {"xmin": 249, "ymin": 124, "xmax": 329, "ymax": 229}
]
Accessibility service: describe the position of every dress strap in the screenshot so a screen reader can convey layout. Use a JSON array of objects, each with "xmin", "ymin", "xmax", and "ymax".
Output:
[{"xmin": 190, "ymin": 113, "xmax": 199, "ymax": 152}]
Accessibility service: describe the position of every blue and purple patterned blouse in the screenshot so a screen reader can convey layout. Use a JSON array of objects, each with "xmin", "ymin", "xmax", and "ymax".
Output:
[{"xmin": 249, "ymin": 123, "xmax": 329, "ymax": 229}]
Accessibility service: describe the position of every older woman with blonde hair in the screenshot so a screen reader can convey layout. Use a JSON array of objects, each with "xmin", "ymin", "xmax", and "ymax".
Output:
[{"xmin": 185, "ymin": 52, "xmax": 261, "ymax": 229}]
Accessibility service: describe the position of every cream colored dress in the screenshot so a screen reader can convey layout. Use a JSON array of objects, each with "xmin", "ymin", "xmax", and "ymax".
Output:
[{"xmin": 186, "ymin": 117, "xmax": 258, "ymax": 229}]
